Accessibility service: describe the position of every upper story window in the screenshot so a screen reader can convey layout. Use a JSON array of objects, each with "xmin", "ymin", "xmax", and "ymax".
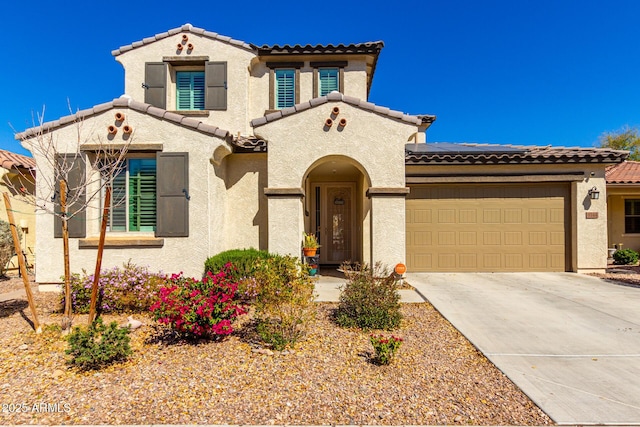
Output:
[
  {"xmin": 625, "ymin": 199, "xmax": 640, "ymax": 233},
  {"xmin": 318, "ymin": 68, "xmax": 339, "ymax": 96},
  {"xmin": 144, "ymin": 61, "xmax": 227, "ymax": 111},
  {"xmin": 109, "ymin": 157, "xmax": 157, "ymax": 232},
  {"xmin": 311, "ymin": 61, "xmax": 346, "ymax": 98},
  {"xmin": 176, "ymin": 71, "xmax": 205, "ymax": 110},
  {"xmin": 275, "ymin": 69, "xmax": 295, "ymax": 109}
]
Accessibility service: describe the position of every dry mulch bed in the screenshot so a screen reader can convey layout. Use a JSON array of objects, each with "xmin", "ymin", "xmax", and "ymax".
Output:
[
  {"xmin": 0, "ymin": 276, "xmax": 552, "ymax": 425},
  {"xmin": 590, "ymin": 264, "xmax": 640, "ymax": 288}
]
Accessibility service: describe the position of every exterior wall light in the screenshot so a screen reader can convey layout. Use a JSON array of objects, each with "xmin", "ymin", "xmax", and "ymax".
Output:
[{"xmin": 588, "ymin": 186, "xmax": 600, "ymax": 200}]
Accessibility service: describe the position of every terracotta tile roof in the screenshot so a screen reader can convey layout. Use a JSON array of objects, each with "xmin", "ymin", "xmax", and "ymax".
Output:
[
  {"xmin": 405, "ymin": 142, "xmax": 628, "ymax": 165},
  {"xmin": 111, "ymin": 23, "xmax": 255, "ymax": 56},
  {"xmin": 606, "ymin": 161, "xmax": 640, "ymax": 183},
  {"xmin": 0, "ymin": 149, "xmax": 35, "ymax": 170},
  {"xmin": 231, "ymin": 136, "xmax": 267, "ymax": 153},
  {"xmin": 255, "ymin": 41, "xmax": 384, "ymax": 56},
  {"xmin": 15, "ymin": 96, "xmax": 231, "ymax": 141},
  {"xmin": 250, "ymin": 91, "xmax": 434, "ymax": 128}
]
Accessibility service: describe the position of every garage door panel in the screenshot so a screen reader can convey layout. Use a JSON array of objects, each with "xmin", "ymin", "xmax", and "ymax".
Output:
[
  {"xmin": 407, "ymin": 183, "xmax": 569, "ymax": 272},
  {"xmin": 505, "ymin": 253, "xmax": 523, "ymax": 268},
  {"xmin": 459, "ymin": 209, "xmax": 477, "ymax": 223},
  {"xmin": 438, "ymin": 209, "xmax": 456, "ymax": 223},
  {"xmin": 504, "ymin": 232, "xmax": 523, "ymax": 245},
  {"xmin": 413, "ymin": 209, "xmax": 432, "ymax": 223},
  {"xmin": 459, "ymin": 232, "xmax": 477, "ymax": 245},
  {"xmin": 483, "ymin": 231, "xmax": 501, "ymax": 245},
  {"xmin": 550, "ymin": 231, "xmax": 565, "ymax": 246},
  {"xmin": 459, "ymin": 254, "xmax": 477, "ymax": 268},
  {"xmin": 484, "ymin": 253, "xmax": 502, "ymax": 268},
  {"xmin": 529, "ymin": 231, "xmax": 548, "ymax": 245},
  {"xmin": 484, "ymin": 209, "xmax": 501, "ymax": 223},
  {"xmin": 550, "ymin": 208, "xmax": 564, "ymax": 223},
  {"xmin": 438, "ymin": 231, "xmax": 456, "ymax": 245},
  {"xmin": 529, "ymin": 208, "xmax": 547, "ymax": 223},
  {"xmin": 504, "ymin": 209, "xmax": 522, "ymax": 223}
]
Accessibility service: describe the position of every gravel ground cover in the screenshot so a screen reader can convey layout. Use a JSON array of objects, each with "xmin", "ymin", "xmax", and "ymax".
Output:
[
  {"xmin": 0, "ymin": 275, "xmax": 552, "ymax": 425},
  {"xmin": 590, "ymin": 264, "xmax": 640, "ymax": 287}
]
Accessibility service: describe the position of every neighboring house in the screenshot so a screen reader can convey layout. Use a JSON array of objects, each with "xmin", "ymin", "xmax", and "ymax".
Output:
[
  {"xmin": 0, "ymin": 149, "xmax": 36, "ymax": 271},
  {"xmin": 16, "ymin": 23, "xmax": 627, "ymax": 283},
  {"xmin": 606, "ymin": 161, "xmax": 640, "ymax": 252}
]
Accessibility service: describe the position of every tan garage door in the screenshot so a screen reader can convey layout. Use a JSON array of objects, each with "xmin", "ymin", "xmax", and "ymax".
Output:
[{"xmin": 406, "ymin": 183, "xmax": 570, "ymax": 272}]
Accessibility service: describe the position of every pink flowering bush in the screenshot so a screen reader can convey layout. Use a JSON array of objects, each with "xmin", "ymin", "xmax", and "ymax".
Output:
[
  {"xmin": 150, "ymin": 264, "xmax": 246, "ymax": 339},
  {"xmin": 67, "ymin": 262, "xmax": 168, "ymax": 313},
  {"xmin": 370, "ymin": 334, "xmax": 403, "ymax": 365}
]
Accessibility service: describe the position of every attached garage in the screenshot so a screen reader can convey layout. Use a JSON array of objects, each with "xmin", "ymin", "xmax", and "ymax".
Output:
[{"xmin": 406, "ymin": 183, "xmax": 571, "ymax": 272}]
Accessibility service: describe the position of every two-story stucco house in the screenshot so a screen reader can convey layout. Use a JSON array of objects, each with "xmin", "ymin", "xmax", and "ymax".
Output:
[{"xmin": 16, "ymin": 24, "xmax": 627, "ymax": 284}]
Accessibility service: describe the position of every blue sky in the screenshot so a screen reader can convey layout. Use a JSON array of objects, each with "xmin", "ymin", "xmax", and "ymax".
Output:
[{"xmin": 2, "ymin": 0, "xmax": 639, "ymax": 156}]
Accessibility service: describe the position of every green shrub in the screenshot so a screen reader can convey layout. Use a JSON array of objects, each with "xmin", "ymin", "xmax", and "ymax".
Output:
[
  {"xmin": 613, "ymin": 248, "xmax": 639, "ymax": 265},
  {"xmin": 65, "ymin": 317, "xmax": 132, "ymax": 371},
  {"xmin": 0, "ymin": 220, "xmax": 20, "ymax": 277},
  {"xmin": 204, "ymin": 248, "xmax": 273, "ymax": 280},
  {"xmin": 66, "ymin": 261, "xmax": 167, "ymax": 313},
  {"xmin": 334, "ymin": 262, "xmax": 402, "ymax": 330},
  {"xmin": 253, "ymin": 255, "xmax": 316, "ymax": 350},
  {"xmin": 370, "ymin": 334, "xmax": 403, "ymax": 365}
]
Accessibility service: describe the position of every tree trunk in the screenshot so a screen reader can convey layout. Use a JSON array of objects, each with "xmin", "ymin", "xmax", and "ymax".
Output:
[
  {"xmin": 88, "ymin": 185, "xmax": 110, "ymax": 324},
  {"xmin": 3, "ymin": 192, "xmax": 41, "ymax": 333},
  {"xmin": 60, "ymin": 180, "xmax": 72, "ymax": 334}
]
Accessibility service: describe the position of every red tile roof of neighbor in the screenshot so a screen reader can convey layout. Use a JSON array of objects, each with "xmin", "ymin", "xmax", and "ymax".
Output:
[
  {"xmin": 0, "ymin": 149, "xmax": 34, "ymax": 170},
  {"xmin": 606, "ymin": 161, "xmax": 640, "ymax": 183}
]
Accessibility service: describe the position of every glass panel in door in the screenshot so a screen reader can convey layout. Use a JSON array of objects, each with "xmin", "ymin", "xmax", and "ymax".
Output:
[{"xmin": 325, "ymin": 186, "xmax": 352, "ymax": 263}]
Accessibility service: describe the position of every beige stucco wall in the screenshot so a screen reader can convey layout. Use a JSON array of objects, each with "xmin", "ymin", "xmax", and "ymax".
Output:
[
  {"xmin": 370, "ymin": 196, "xmax": 406, "ymax": 266},
  {"xmin": 256, "ymin": 101, "xmax": 417, "ymax": 267},
  {"xmin": 221, "ymin": 153, "xmax": 268, "ymax": 251},
  {"xmin": 0, "ymin": 169, "xmax": 36, "ymax": 270},
  {"xmin": 23, "ymin": 106, "xmax": 232, "ymax": 283},
  {"xmin": 572, "ymin": 173, "xmax": 608, "ymax": 273},
  {"xmin": 406, "ymin": 162, "xmax": 610, "ymax": 272},
  {"xmin": 115, "ymin": 33, "xmax": 256, "ymax": 135},
  {"xmin": 607, "ymin": 186, "xmax": 640, "ymax": 252}
]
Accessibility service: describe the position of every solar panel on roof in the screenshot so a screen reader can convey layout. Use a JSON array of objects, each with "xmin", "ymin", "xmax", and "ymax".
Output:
[{"xmin": 405, "ymin": 143, "xmax": 526, "ymax": 154}]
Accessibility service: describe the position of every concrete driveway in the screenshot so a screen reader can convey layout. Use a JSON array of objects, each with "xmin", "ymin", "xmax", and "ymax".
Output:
[{"xmin": 407, "ymin": 272, "xmax": 640, "ymax": 425}]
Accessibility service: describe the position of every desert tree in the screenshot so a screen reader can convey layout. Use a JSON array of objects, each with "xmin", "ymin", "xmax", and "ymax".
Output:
[
  {"xmin": 9, "ymin": 104, "xmax": 132, "ymax": 331},
  {"xmin": 598, "ymin": 125, "xmax": 640, "ymax": 161}
]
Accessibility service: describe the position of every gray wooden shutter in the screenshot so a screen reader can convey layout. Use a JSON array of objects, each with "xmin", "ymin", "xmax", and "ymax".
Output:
[
  {"xmin": 144, "ymin": 62, "xmax": 167, "ymax": 109},
  {"xmin": 54, "ymin": 154, "xmax": 86, "ymax": 238},
  {"xmin": 205, "ymin": 61, "xmax": 227, "ymax": 110},
  {"xmin": 156, "ymin": 152, "xmax": 189, "ymax": 237}
]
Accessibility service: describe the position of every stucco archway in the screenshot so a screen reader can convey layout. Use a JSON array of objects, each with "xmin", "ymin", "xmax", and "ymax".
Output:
[{"xmin": 302, "ymin": 156, "xmax": 372, "ymax": 265}]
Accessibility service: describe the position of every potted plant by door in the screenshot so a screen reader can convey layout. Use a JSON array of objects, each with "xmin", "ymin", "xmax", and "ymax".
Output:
[{"xmin": 302, "ymin": 232, "xmax": 320, "ymax": 257}]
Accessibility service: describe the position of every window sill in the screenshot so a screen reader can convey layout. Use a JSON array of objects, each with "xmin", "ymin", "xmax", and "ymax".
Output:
[
  {"xmin": 171, "ymin": 110, "xmax": 210, "ymax": 117},
  {"xmin": 78, "ymin": 237, "xmax": 164, "ymax": 249}
]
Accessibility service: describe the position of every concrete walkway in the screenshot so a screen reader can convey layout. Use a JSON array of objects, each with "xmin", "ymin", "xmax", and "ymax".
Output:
[
  {"xmin": 0, "ymin": 288, "xmax": 26, "ymax": 302},
  {"xmin": 407, "ymin": 272, "xmax": 640, "ymax": 425},
  {"xmin": 312, "ymin": 273, "xmax": 426, "ymax": 303}
]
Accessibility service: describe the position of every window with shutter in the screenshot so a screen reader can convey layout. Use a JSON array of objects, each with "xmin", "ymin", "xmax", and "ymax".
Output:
[
  {"xmin": 176, "ymin": 71, "xmax": 205, "ymax": 110},
  {"xmin": 156, "ymin": 152, "xmax": 189, "ymax": 237},
  {"xmin": 144, "ymin": 62, "xmax": 167, "ymax": 109},
  {"xmin": 205, "ymin": 61, "xmax": 227, "ymax": 110},
  {"xmin": 318, "ymin": 68, "xmax": 339, "ymax": 96},
  {"xmin": 106, "ymin": 158, "xmax": 157, "ymax": 232},
  {"xmin": 275, "ymin": 69, "xmax": 295, "ymax": 109}
]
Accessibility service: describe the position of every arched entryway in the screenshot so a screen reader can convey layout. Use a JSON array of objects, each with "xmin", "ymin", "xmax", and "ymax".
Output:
[{"xmin": 303, "ymin": 156, "xmax": 370, "ymax": 266}]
